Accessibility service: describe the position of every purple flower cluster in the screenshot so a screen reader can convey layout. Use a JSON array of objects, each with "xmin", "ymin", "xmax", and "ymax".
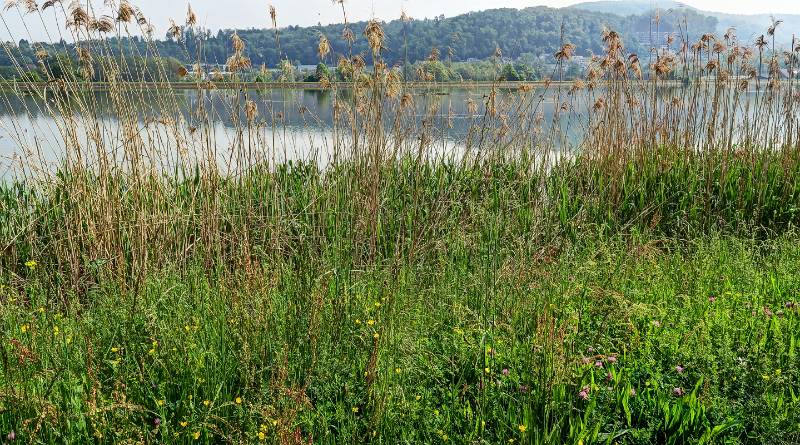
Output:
[{"xmin": 578, "ymin": 385, "xmax": 590, "ymax": 401}]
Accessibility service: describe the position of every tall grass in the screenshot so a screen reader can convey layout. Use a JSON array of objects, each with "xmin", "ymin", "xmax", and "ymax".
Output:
[{"xmin": 1, "ymin": 1, "xmax": 800, "ymax": 443}]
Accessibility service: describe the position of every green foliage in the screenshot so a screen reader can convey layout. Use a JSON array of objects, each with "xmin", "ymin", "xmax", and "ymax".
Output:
[{"xmin": 2, "ymin": 234, "xmax": 799, "ymax": 443}]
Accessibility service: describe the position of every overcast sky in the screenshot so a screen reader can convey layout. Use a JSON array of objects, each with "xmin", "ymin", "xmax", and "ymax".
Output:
[{"xmin": 2, "ymin": 0, "xmax": 800, "ymax": 42}]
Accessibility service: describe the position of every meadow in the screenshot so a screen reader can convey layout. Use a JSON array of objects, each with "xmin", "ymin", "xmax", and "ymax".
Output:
[{"xmin": 2, "ymin": 1, "xmax": 800, "ymax": 444}]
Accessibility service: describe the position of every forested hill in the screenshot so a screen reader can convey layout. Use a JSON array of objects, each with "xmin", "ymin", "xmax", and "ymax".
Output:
[
  {"xmin": 161, "ymin": 6, "xmax": 716, "ymax": 66},
  {"xmin": 2, "ymin": 5, "xmax": 718, "ymax": 72}
]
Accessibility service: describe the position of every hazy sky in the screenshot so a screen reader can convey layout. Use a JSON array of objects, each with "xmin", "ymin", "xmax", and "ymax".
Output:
[{"xmin": 2, "ymin": 0, "xmax": 800, "ymax": 42}]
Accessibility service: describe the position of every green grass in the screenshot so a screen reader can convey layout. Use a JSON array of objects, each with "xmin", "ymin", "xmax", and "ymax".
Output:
[{"xmin": 2, "ymin": 232, "xmax": 800, "ymax": 444}]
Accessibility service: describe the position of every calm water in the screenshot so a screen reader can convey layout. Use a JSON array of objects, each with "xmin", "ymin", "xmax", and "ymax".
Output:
[{"xmin": 0, "ymin": 85, "xmax": 775, "ymax": 178}]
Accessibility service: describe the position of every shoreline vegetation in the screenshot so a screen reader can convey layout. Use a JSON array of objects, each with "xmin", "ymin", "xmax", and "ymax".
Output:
[{"xmin": 1, "ymin": 0, "xmax": 800, "ymax": 444}]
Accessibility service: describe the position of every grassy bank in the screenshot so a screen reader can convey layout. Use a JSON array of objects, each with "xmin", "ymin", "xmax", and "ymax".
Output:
[
  {"xmin": 3, "ymin": 1, "xmax": 800, "ymax": 443},
  {"xmin": 2, "ymin": 234, "xmax": 800, "ymax": 443}
]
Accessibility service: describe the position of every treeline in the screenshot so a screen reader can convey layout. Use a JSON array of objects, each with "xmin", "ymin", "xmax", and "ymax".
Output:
[
  {"xmin": 1, "ymin": 6, "xmax": 718, "ymax": 79},
  {"xmin": 165, "ymin": 7, "xmax": 716, "ymax": 67}
]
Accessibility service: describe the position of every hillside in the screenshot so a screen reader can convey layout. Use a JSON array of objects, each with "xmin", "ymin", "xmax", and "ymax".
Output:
[
  {"xmin": 3, "ymin": 6, "xmax": 718, "ymax": 72},
  {"xmin": 571, "ymin": 0, "xmax": 800, "ymax": 44}
]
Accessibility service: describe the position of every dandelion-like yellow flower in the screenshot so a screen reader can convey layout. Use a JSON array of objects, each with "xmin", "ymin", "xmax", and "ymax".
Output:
[
  {"xmin": 259, "ymin": 424, "xmax": 268, "ymax": 431},
  {"xmin": 157, "ymin": 399, "xmax": 165, "ymax": 407},
  {"xmin": 21, "ymin": 324, "xmax": 29, "ymax": 333},
  {"xmin": 484, "ymin": 367, "xmax": 490, "ymax": 374},
  {"xmin": 374, "ymin": 302, "xmax": 381, "ymax": 308},
  {"xmin": 518, "ymin": 424, "xmax": 527, "ymax": 433},
  {"xmin": 203, "ymin": 400, "xmax": 210, "ymax": 407},
  {"xmin": 180, "ymin": 421, "xmax": 188, "ymax": 427},
  {"xmin": 192, "ymin": 431, "xmax": 200, "ymax": 440},
  {"xmin": 775, "ymin": 369, "xmax": 782, "ymax": 376},
  {"xmin": 373, "ymin": 333, "xmax": 380, "ymax": 339},
  {"xmin": 235, "ymin": 397, "xmax": 242, "ymax": 405},
  {"xmin": 258, "ymin": 431, "xmax": 266, "ymax": 441},
  {"xmin": 355, "ymin": 319, "xmax": 361, "ymax": 324},
  {"xmin": 53, "ymin": 326, "xmax": 60, "ymax": 336},
  {"xmin": 38, "ymin": 306, "xmax": 45, "ymax": 313},
  {"xmin": 351, "ymin": 407, "xmax": 359, "ymax": 413},
  {"xmin": 111, "ymin": 347, "xmax": 119, "ymax": 353},
  {"xmin": 25, "ymin": 260, "xmax": 37, "ymax": 270},
  {"xmin": 367, "ymin": 319, "xmax": 376, "ymax": 326},
  {"xmin": 415, "ymin": 395, "xmax": 421, "ymax": 401}
]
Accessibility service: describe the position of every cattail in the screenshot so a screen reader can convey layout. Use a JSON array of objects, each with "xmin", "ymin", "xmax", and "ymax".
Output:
[
  {"xmin": 767, "ymin": 17, "xmax": 782, "ymax": 37},
  {"xmin": 186, "ymin": 3, "xmax": 196, "ymax": 27},
  {"xmin": 318, "ymin": 34, "xmax": 330, "ymax": 60},
  {"xmin": 91, "ymin": 15, "xmax": 114, "ymax": 33},
  {"xmin": 464, "ymin": 98, "xmax": 476, "ymax": 114},
  {"xmin": 364, "ymin": 20, "xmax": 384, "ymax": 55},
  {"xmin": 168, "ymin": 19, "xmax": 182, "ymax": 39},
  {"xmin": 116, "ymin": 0, "xmax": 134, "ymax": 23},
  {"xmin": 226, "ymin": 54, "xmax": 251, "ymax": 72},
  {"xmin": 66, "ymin": 1, "xmax": 90, "ymax": 29},
  {"xmin": 555, "ymin": 43, "xmax": 576, "ymax": 62},
  {"xmin": 244, "ymin": 100, "xmax": 258, "ymax": 122},
  {"xmin": 755, "ymin": 35, "xmax": 768, "ymax": 50},
  {"xmin": 342, "ymin": 27, "xmax": 355, "ymax": 44},
  {"xmin": 41, "ymin": 0, "xmax": 61, "ymax": 10},
  {"xmin": 268, "ymin": 4, "xmax": 277, "ymax": 29},
  {"xmin": 712, "ymin": 40, "xmax": 725, "ymax": 54},
  {"xmin": 628, "ymin": 53, "xmax": 642, "ymax": 79},
  {"xmin": 22, "ymin": 0, "xmax": 36, "ymax": 13},
  {"xmin": 232, "ymin": 32, "xmax": 245, "ymax": 53},
  {"xmin": 724, "ymin": 27, "xmax": 736, "ymax": 44},
  {"xmin": 319, "ymin": 75, "xmax": 331, "ymax": 89}
]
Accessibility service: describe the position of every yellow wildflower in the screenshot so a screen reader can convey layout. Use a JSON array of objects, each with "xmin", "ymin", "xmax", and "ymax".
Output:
[
  {"xmin": 775, "ymin": 369, "xmax": 782, "ymax": 376},
  {"xmin": 367, "ymin": 319, "xmax": 376, "ymax": 326},
  {"xmin": 111, "ymin": 347, "xmax": 119, "ymax": 353},
  {"xmin": 21, "ymin": 324, "xmax": 29, "ymax": 333},
  {"xmin": 351, "ymin": 407, "xmax": 359, "ymax": 413},
  {"xmin": 53, "ymin": 326, "xmax": 60, "ymax": 336},
  {"xmin": 203, "ymin": 400, "xmax": 210, "ymax": 407},
  {"xmin": 180, "ymin": 421, "xmax": 188, "ymax": 427},
  {"xmin": 484, "ymin": 367, "xmax": 490, "ymax": 374},
  {"xmin": 355, "ymin": 319, "xmax": 361, "ymax": 325},
  {"xmin": 395, "ymin": 368, "xmax": 402, "ymax": 374},
  {"xmin": 235, "ymin": 397, "xmax": 242, "ymax": 405},
  {"xmin": 518, "ymin": 424, "xmax": 527, "ymax": 433},
  {"xmin": 374, "ymin": 302, "xmax": 381, "ymax": 308},
  {"xmin": 258, "ymin": 431, "xmax": 266, "ymax": 441},
  {"xmin": 192, "ymin": 431, "xmax": 200, "ymax": 440},
  {"xmin": 157, "ymin": 399, "xmax": 165, "ymax": 407},
  {"xmin": 25, "ymin": 260, "xmax": 37, "ymax": 270},
  {"xmin": 373, "ymin": 333, "xmax": 380, "ymax": 339}
]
